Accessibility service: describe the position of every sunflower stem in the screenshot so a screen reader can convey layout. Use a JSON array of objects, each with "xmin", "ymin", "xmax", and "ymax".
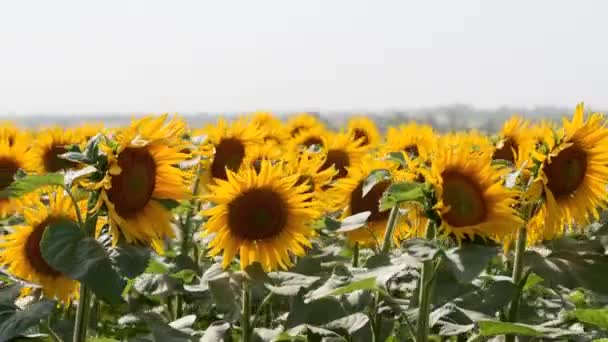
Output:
[
  {"xmin": 242, "ymin": 282, "xmax": 252, "ymax": 342},
  {"xmin": 72, "ymin": 191, "xmax": 99, "ymax": 342},
  {"xmin": 73, "ymin": 285, "xmax": 91, "ymax": 342},
  {"xmin": 415, "ymin": 221, "xmax": 437, "ymax": 342},
  {"xmin": 380, "ymin": 205, "xmax": 400, "ymax": 255},
  {"xmin": 352, "ymin": 242, "xmax": 360, "ymax": 267},
  {"xmin": 505, "ymin": 225, "xmax": 528, "ymax": 342},
  {"xmin": 251, "ymin": 292, "xmax": 274, "ymax": 328}
]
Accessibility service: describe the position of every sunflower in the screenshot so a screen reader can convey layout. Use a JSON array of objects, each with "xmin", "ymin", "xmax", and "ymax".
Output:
[
  {"xmin": 94, "ymin": 115, "xmax": 191, "ymax": 248},
  {"xmin": 289, "ymin": 126, "xmax": 330, "ymax": 151},
  {"xmin": 200, "ymin": 118, "xmax": 266, "ymax": 185},
  {"xmin": 346, "ymin": 117, "xmax": 381, "ymax": 149},
  {"xmin": 527, "ymin": 103, "xmax": 608, "ymax": 244},
  {"xmin": 30, "ymin": 127, "xmax": 85, "ymax": 174},
  {"xmin": 0, "ymin": 139, "xmax": 37, "ymax": 217},
  {"xmin": 383, "ymin": 122, "xmax": 436, "ymax": 167},
  {"xmin": 0, "ymin": 191, "xmax": 81, "ymax": 303},
  {"xmin": 284, "ymin": 149, "xmax": 337, "ymax": 214},
  {"xmin": 202, "ymin": 160, "xmax": 319, "ymax": 271},
  {"xmin": 0, "ymin": 122, "xmax": 31, "ymax": 147},
  {"xmin": 492, "ymin": 116, "xmax": 531, "ymax": 166},
  {"xmin": 242, "ymin": 143, "xmax": 283, "ymax": 173},
  {"xmin": 250, "ymin": 111, "xmax": 289, "ymax": 147},
  {"xmin": 329, "ymin": 155, "xmax": 411, "ymax": 247},
  {"xmin": 318, "ymin": 133, "xmax": 367, "ymax": 182},
  {"xmin": 425, "ymin": 134, "xmax": 521, "ymax": 242},
  {"xmin": 74, "ymin": 123, "xmax": 105, "ymax": 143},
  {"xmin": 285, "ymin": 113, "xmax": 324, "ymax": 138}
]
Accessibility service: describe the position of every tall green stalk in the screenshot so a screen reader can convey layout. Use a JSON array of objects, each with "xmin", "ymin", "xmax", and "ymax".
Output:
[
  {"xmin": 380, "ymin": 206, "xmax": 400, "ymax": 255},
  {"xmin": 352, "ymin": 242, "xmax": 360, "ymax": 267},
  {"xmin": 505, "ymin": 225, "xmax": 528, "ymax": 342},
  {"xmin": 415, "ymin": 221, "xmax": 437, "ymax": 342},
  {"xmin": 242, "ymin": 282, "xmax": 252, "ymax": 342},
  {"xmin": 72, "ymin": 191, "xmax": 99, "ymax": 342}
]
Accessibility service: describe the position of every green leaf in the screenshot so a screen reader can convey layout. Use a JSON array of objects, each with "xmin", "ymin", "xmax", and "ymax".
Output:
[
  {"xmin": 361, "ymin": 169, "xmax": 391, "ymax": 197},
  {"xmin": 40, "ymin": 219, "xmax": 125, "ymax": 304},
  {"xmin": 208, "ymin": 274, "xmax": 241, "ymax": 321},
  {"xmin": 145, "ymin": 258, "xmax": 171, "ymax": 274},
  {"xmin": 335, "ymin": 211, "xmax": 370, "ymax": 233},
  {"xmin": 444, "ymin": 244, "xmax": 499, "ymax": 283},
  {"xmin": 522, "ymin": 272, "xmax": 544, "ymax": 292},
  {"xmin": 0, "ymin": 300, "xmax": 56, "ymax": 341},
  {"xmin": 403, "ymin": 238, "xmax": 440, "ymax": 262},
  {"xmin": 170, "ymin": 269, "xmax": 197, "ymax": 284},
  {"xmin": 323, "ymin": 313, "xmax": 369, "ymax": 335},
  {"xmin": 328, "ymin": 277, "xmax": 382, "ymax": 297},
  {"xmin": 379, "ymin": 181, "xmax": 427, "ymax": 211},
  {"xmin": 386, "ymin": 152, "xmax": 407, "ymax": 168},
  {"xmin": 476, "ymin": 320, "xmax": 574, "ymax": 338},
  {"xmin": 156, "ymin": 199, "xmax": 181, "ymax": 210},
  {"xmin": 266, "ymin": 272, "xmax": 321, "ymax": 296},
  {"xmin": 64, "ymin": 165, "xmax": 97, "ymax": 188},
  {"xmin": 0, "ymin": 173, "xmax": 63, "ymax": 199},
  {"xmin": 568, "ymin": 308, "xmax": 608, "ymax": 329},
  {"xmin": 109, "ymin": 241, "xmax": 151, "ymax": 279},
  {"xmin": 200, "ymin": 321, "xmax": 231, "ymax": 342}
]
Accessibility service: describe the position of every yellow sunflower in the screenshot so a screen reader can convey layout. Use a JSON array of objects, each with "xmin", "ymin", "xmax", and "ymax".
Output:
[
  {"xmin": 346, "ymin": 117, "xmax": 381, "ymax": 149},
  {"xmin": 492, "ymin": 116, "xmax": 531, "ymax": 166},
  {"xmin": 200, "ymin": 117, "xmax": 266, "ymax": 185},
  {"xmin": 329, "ymin": 155, "xmax": 411, "ymax": 247},
  {"xmin": 284, "ymin": 149, "xmax": 337, "ymax": 214},
  {"xmin": 426, "ymin": 134, "xmax": 521, "ymax": 242},
  {"xmin": 250, "ymin": 111, "xmax": 289, "ymax": 147},
  {"xmin": 30, "ymin": 127, "xmax": 86, "ymax": 174},
  {"xmin": 202, "ymin": 160, "xmax": 319, "ymax": 271},
  {"xmin": 383, "ymin": 122, "xmax": 437, "ymax": 167},
  {"xmin": 285, "ymin": 113, "xmax": 325, "ymax": 138},
  {"xmin": 74, "ymin": 122, "xmax": 105, "ymax": 143},
  {"xmin": 318, "ymin": 133, "xmax": 367, "ymax": 182},
  {"xmin": 0, "ymin": 191, "xmax": 81, "ymax": 303},
  {"xmin": 0, "ymin": 122, "xmax": 31, "ymax": 147},
  {"xmin": 94, "ymin": 115, "xmax": 191, "ymax": 249},
  {"xmin": 0, "ymin": 139, "xmax": 37, "ymax": 217},
  {"xmin": 527, "ymin": 103, "xmax": 608, "ymax": 244},
  {"xmin": 289, "ymin": 126, "xmax": 330, "ymax": 151},
  {"xmin": 242, "ymin": 143, "xmax": 283, "ymax": 173}
]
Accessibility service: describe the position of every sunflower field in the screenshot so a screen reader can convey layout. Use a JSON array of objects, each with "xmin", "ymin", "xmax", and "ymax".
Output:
[{"xmin": 0, "ymin": 104, "xmax": 608, "ymax": 342}]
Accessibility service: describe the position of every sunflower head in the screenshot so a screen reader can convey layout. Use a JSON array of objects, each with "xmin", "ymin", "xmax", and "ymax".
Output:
[
  {"xmin": 30, "ymin": 127, "xmax": 85, "ymax": 174},
  {"xmin": 284, "ymin": 149, "xmax": 338, "ymax": 214},
  {"xmin": 0, "ymin": 139, "xmax": 37, "ymax": 217},
  {"xmin": 0, "ymin": 122, "xmax": 31, "ymax": 147},
  {"xmin": 329, "ymin": 155, "xmax": 412, "ymax": 247},
  {"xmin": 0, "ymin": 191, "xmax": 81, "ymax": 303},
  {"xmin": 201, "ymin": 117, "xmax": 266, "ymax": 183},
  {"xmin": 527, "ymin": 103, "xmax": 608, "ymax": 244},
  {"xmin": 242, "ymin": 143, "xmax": 283, "ymax": 174},
  {"xmin": 492, "ymin": 116, "xmax": 531, "ymax": 166},
  {"xmin": 202, "ymin": 160, "xmax": 320, "ymax": 271},
  {"xmin": 289, "ymin": 126, "xmax": 330, "ymax": 152},
  {"xmin": 383, "ymin": 122, "xmax": 437, "ymax": 168},
  {"xmin": 346, "ymin": 117, "xmax": 381, "ymax": 149},
  {"xmin": 318, "ymin": 133, "xmax": 367, "ymax": 182},
  {"xmin": 285, "ymin": 113, "xmax": 324, "ymax": 138},
  {"xmin": 97, "ymin": 115, "xmax": 191, "ymax": 248},
  {"xmin": 428, "ymin": 135, "xmax": 521, "ymax": 242}
]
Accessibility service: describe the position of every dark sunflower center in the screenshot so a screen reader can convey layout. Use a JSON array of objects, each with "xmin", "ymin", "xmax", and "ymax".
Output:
[
  {"xmin": 350, "ymin": 179, "xmax": 391, "ymax": 222},
  {"xmin": 545, "ymin": 144, "xmax": 587, "ymax": 198},
  {"xmin": 228, "ymin": 188, "xmax": 288, "ymax": 240},
  {"xmin": 302, "ymin": 136, "xmax": 324, "ymax": 148},
  {"xmin": 25, "ymin": 218, "xmax": 64, "ymax": 277},
  {"xmin": 353, "ymin": 129, "xmax": 370, "ymax": 146},
  {"xmin": 291, "ymin": 125, "xmax": 308, "ymax": 137},
  {"xmin": 441, "ymin": 171, "xmax": 486, "ymax": 227},
  {"xmin": 211, "ymin": 138, "xmax": 245, "ymax": 181},
  {"xmin": 403, "ymin": 144, "xmax": 420, "ymax": 159},
  {"xmin": 106, "ymin": 147, "xmax": 157, "ymax": 218},
  {"xmin": 492, "ymin": 138, "xmax": 518, "ymax": 163},
  {"xmin": 43, "ymin": 145, "xmax": 78, "ymax": 172},
  {"xmin": 0, "ymin": 158, "xmax": 19, "ymax": 192},
  {"xmin": 320, "ymin": 149, "xmax": 350, "ymax": 180}
]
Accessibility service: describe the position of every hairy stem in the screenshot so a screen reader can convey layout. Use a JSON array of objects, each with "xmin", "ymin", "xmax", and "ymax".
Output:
[
  {"xmin": 415, "ymin": 221, "xmax": 437, "ymax": 342},
  {"xmin": 380, "ymin": 206, "xmax": 400, "ymax": 255},
  {"xmin": 242, "ymin": 282, "xmax": 252, "ymax": 342},
  {"xmin": 505, "ymin": 225, "xmax": 528, "ymax": 342},
  {"xmin": 352, "ymin": 242, "xmax": 360, "ymax": 267}
]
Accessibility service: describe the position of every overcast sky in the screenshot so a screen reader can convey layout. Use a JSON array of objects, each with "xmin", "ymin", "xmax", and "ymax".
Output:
[{"xmin": 1, "ymin": 0, "xmax": 607, "ymax": 115}]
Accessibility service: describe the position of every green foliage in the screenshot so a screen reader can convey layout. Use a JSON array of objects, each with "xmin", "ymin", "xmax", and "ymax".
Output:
[{"xmin": 0, "ymin": 173, "xmax": 63, "ymax": 198}]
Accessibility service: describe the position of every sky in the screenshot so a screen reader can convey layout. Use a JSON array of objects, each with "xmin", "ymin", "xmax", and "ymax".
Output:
[{"xmin": 1, "ymin": 0, "xmax": 607, "ymax": 115}]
